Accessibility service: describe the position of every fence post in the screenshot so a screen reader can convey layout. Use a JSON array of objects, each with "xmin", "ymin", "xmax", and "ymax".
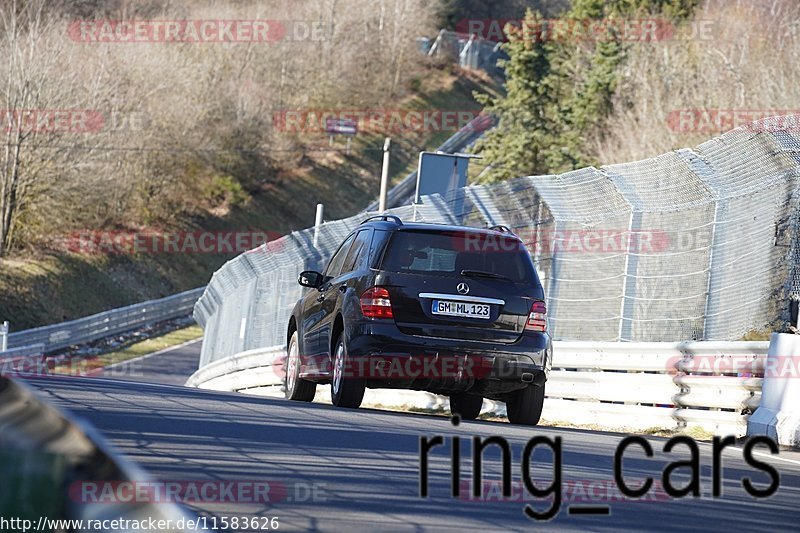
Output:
[
  {"xmin": 701, "ymin": 200, "xmax": 721, "ymax": 339},
  {"xmin": 313, "ymin": 203, "xmax": 324, "ymax": 248},
  {"xmin": 0, "ymin": 321, "xmax": 8, "ymax": 352},
  {"xmin": 618, "ymin": 211, "xmax": 642, "ymax": 341},
  {"xmin": 379, "ymin": 138, "xmax": 391, "ymax": 213}
]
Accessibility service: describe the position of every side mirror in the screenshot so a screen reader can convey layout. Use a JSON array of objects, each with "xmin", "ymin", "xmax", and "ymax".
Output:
[{"xmin": 298, "ymin": 270, "xmax": 323, "ymax": 289}]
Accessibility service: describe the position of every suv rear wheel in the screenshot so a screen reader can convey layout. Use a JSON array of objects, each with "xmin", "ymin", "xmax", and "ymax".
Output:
[
  {"xmin": 286, "ymin": 331, "xmax": 316, "ymax": 402},
  {"xmin": 449, "ymin": 392, "xmax": 483, "ymax": 420},
  {"xmin": 331, "ymin": 333, "xmax": 365, "ymax": 408},
  {"xmin": 506, "ymin": 384, "xmax": 545, "ymax": 425}
]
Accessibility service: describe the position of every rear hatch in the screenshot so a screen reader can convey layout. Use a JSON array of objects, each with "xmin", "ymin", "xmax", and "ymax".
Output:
[{"xmin": 376, "ymin": 228, "xmax": 544, "ymax": 343}]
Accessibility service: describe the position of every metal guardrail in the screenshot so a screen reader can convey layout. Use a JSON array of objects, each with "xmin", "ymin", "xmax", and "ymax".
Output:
[
  {"xmin": 426, "ymin": 29, "xmax": 507, "ymax": 78},
  {"xmin": 3, "ymin": 287, "xmax": 205, "ymax": 354},
  {"xmin": 0, "ymin": 343, "xmax": 46, "ymax": 376},
  {"xmin": 185, "ymin": 340, "xmax": 769, "ymax": 437},
  {"xmin": 0, "ymin": 343, "xmax": 45, "ymax": 361},
  {"xmin": 185, "ymin": 345, "xmax": 285, "ymax": 391},
  {"xmin": 546, "ymin": 340, "xmax": 767, "ymax": 436}
]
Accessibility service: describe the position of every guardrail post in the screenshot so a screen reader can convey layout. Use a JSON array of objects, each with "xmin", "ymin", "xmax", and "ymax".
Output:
[{"xmin": 0, "ymin": 321, "xmax": 8, "ymax": 352}]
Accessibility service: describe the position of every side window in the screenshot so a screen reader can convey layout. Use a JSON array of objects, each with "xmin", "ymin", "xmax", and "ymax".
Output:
[
  {"xmin": 342, "ymin": 229, "xmax": 372, "ymax": 274},
  {"xmin": 369, "ymin": 229, "xmax": 389, "ymax": 268},
  {"xmin": 324, "ymin": 233, "xmax": 356, "ymax": 278}
]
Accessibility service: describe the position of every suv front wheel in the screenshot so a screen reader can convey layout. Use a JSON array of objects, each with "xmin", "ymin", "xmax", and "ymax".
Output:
[
  {"xmin": 331, "ymin": 333, "xmax": 366, "ymax": 408},
  {"xmin": 506, "ymin": 384, "xmax": 545, "ymax": 425}
]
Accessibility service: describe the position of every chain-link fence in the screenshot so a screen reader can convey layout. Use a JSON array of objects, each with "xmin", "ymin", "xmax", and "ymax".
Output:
[
  {"xmin": 194, "ymin": 116, "xmax": 800, "ymax": 367},
  {"xmin": 193, "ymin": 201, "xmax": 456, "ymax": 367}
]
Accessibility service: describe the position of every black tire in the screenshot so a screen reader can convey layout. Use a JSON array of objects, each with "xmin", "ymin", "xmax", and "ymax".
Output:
[
  {"xmin": 449, "ymin": 392, "xmax": 483, "ymax": 420},
  {"xmin": 330, "ymin": 333, "xmax": 365, "ymax": 408},
  {"xmin": 285, "ymin": 331, "xmax": 316, "ymax": 402},
  {"xmin": 506, "ymin": 384, "xmax": 545, "ymax": 425}
]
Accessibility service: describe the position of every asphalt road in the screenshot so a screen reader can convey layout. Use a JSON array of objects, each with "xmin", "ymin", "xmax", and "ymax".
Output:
[
  {"xmin": 101, "ymin": 339, "xmax": 203, "ymax": 385},
  {"xmin": 22, "ymin": 343, "xmax": 800, "ymax": 533}
]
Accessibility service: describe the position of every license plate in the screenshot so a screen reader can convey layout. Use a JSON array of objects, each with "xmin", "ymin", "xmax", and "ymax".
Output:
[{"xmin": 432, "ymin": 300, "xmax": 491, "ymax": 319}]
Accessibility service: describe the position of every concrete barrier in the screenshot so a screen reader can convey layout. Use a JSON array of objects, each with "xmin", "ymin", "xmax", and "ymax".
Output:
[{"xmin": 747, "ymin": 332, "xmax": 800, "ymax": 446}]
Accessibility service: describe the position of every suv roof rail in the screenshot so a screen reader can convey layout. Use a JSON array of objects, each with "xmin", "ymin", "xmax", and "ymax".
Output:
[
  {"xmin": 361, "ymin": 214, "xmax": 403, "ymax": 225},
  {"xmin": 489, "ymin": 224, "xmax": 514, "ymax": 234}
]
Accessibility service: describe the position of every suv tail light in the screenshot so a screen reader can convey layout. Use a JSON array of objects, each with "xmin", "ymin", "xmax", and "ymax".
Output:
[
  {"xmin": 525, "ymin": 301, "xmax": 547, "ymax": 332},
  {"xmin": 360, "ymin": 286, "xmax": 394, "ymax": 319}
]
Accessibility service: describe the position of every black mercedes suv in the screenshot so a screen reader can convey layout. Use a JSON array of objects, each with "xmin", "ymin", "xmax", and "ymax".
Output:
[{"xmin": 285, "ymin": 215, "xmax": 552, "ymax": 425}]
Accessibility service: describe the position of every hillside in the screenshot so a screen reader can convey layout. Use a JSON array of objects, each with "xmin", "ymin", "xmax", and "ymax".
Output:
[
  {"xmin": 472, "ymin": 0, "xmax": 800, "ymax": 182},
  {"xmin": 0, "ymin": 0, "xmax": 514, "ymax": 329},
  {"xmin": 0, "ymin": 65, "xmax": 497, "ymax": 329}
]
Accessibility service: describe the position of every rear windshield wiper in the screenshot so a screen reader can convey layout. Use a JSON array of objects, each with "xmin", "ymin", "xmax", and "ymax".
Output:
[{"xmin": 460, "ymin": 269, "xmax": 512, "ymax": 281}]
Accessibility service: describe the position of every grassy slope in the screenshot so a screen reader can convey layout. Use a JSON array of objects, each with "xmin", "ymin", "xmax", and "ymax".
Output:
[
  {"xmin": 0, "ymin": 66, "xmax": 498, "ymax": 330},
  {"xmin": 52, "ymin": 325, "xmax": 203, "ymax": 375}
]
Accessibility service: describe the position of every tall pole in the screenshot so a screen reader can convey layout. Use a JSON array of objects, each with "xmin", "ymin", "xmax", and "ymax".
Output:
[
  {"xmin": 0, "ymin": 321, "xmax": 8, "ymax": 352},
  {"xmin": 378, "ymin": 137, "xmax": 391, "ymax": 213},
  {"xmin": 313, "ymin": 203, "xmax": 324, "ymax": 248}
]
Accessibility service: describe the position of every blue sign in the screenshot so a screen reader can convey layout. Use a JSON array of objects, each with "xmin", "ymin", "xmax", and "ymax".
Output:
[{"xmin": 415, "ymin": 152, "xmax": 469, "ymax": 205}]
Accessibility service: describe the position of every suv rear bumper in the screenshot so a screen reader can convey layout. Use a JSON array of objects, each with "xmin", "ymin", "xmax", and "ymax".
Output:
[{"xmin": 344, "ymin": 320, "xmax": 551, "ymax": 398}]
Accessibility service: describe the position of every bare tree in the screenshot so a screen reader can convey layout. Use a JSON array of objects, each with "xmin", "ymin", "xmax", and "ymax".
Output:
[
  {"xmin": 0, "ymin": 0, "xmax": 78, "ymax": 254},
  {"xmin": 594, "ymin": 0, "xmax": 800, "ymax": 163},
  {"xmin": 0, "ymin": 0, "xmax": 443, "ymax": 255}
]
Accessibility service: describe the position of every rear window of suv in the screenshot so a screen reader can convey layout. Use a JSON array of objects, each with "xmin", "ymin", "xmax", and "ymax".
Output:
[{"xmin": 380, "ymin": 229, "xmax": 536, "ymax": 284}]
